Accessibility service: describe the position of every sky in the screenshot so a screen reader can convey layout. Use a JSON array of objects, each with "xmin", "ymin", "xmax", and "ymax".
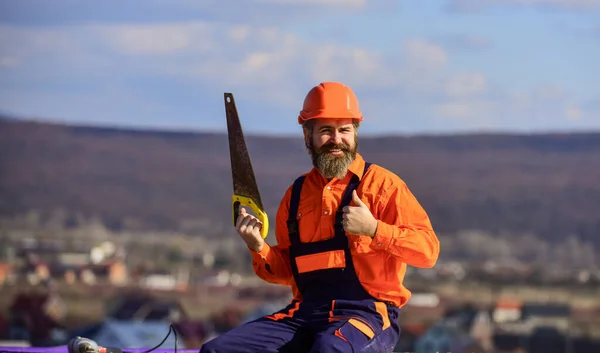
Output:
[{"xmin": 0, "ymin": 0, "xmax": 599, "ymax": 136}]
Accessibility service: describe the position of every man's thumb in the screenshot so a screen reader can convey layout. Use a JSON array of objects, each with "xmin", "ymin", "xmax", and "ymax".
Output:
[{"xmin": 352, "ymin": 190, "xmax": 364, "ymax": 206}]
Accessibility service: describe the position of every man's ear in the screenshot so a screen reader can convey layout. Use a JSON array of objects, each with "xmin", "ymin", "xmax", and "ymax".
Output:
[{"xmin": 303, "ymin": 127, "xmax": 311, "ymax": 147}]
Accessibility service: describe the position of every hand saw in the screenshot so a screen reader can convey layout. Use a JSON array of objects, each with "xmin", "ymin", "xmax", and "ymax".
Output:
[{"xmin": 224, "ymin": 92, "xmax": 269, "ymax": 239}]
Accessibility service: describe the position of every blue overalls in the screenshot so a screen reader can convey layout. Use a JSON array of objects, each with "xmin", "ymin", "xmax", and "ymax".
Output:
[{"xmin": 200, "ymin": 162, "xmax": 401, "ymax": 353}]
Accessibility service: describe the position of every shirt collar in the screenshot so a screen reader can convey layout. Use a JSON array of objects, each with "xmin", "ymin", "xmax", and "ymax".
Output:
[{"xmin": 347, "ymin": 153, "xmax": 367, "ymax": 180}]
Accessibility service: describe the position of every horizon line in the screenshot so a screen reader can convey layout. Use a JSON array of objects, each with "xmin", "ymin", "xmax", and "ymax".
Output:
[{"xmin": 2, "ymin": 113, "xmax": 600, "ymax": 138}]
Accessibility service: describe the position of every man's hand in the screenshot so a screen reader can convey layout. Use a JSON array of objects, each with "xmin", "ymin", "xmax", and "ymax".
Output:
[
  {"xmin": 342, "ymin": 190, "xmax": 378, "ymax": 237},
  {"xmin": 235, "ymin": 207, "xmax": 265, "ymax": 252}
]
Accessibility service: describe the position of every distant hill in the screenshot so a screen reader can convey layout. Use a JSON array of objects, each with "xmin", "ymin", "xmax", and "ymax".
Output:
[{"xmin": 1, "ymin": 119, "xmax": 600, "ymax": 248}]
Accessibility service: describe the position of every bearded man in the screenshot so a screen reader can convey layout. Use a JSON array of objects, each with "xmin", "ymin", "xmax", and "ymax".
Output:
[{"xmin": 200, "ymin": 82, "xmax": 440, "ymax": 353}]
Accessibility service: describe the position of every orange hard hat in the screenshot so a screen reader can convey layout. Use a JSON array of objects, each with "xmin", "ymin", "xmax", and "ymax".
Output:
[{"xmin": 298, "ymin": 82, "xmax": 363, "ymax": 125}]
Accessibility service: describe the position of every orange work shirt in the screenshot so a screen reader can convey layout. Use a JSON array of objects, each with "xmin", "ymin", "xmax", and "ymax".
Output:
[{"xmin": 249, "ymin": 153, "xmax": 440, "ymax": 308}]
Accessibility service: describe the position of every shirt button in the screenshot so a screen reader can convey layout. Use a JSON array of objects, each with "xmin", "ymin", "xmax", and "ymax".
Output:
[
  {"xmin": 326, "ymin": 186, "xmax": 331, "ymax": 190},
  {"xmin": 377, "ymin": 243, "xmax": 382, "ymax": 247},
  {"xmin": 298, "ymin": 213, "xmax": 302, "ymax": 217},
  {"xmin": 324, "ymin": 211, "xmax": 328, "ymax": 215}
]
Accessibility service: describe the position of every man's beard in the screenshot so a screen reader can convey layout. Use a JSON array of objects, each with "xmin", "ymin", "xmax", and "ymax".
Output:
[{"xmin": 308, "ymin": 139, "xmax": 358, "ymax": 180}]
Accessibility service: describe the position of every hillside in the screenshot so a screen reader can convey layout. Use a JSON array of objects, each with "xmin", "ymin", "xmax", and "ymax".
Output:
[{"xmin": 1, "ymin": 118, "xmax": 600, "ymax": 248}]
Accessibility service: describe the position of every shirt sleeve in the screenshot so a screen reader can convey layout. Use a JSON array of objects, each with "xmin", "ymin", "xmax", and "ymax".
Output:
[
  {"xmin": 249, "ymin": 186, "xmax": 294, "ymax": 285},
  {"xmin": 370, "ymin": 181, "xmax": 440, "ymax": 268}
]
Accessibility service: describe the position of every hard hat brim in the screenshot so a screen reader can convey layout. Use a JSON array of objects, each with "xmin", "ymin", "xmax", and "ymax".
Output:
[{"xmin": 298, "ymin": 111, "xmax": 363, "ymax": 125}]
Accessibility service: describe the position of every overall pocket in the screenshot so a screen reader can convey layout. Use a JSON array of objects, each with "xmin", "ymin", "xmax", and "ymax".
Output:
[
  {"xmin": 328, "ymin": 299, "xmax": 388, "ymax": 341},
  {"xmin": 328, "ymin": 300, "xmax": 400, "ymax": 352}
]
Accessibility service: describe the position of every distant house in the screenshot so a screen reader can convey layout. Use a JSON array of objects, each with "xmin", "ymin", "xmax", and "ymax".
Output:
[
  {"xmin": 401, "ymin": 292, "xmax": 447, "ymax": 325},
  {"xmin": 493, "ymin": 299, "xmax": 523, "ymax": 324},
  {"xmin": 493, "ymin": 299, "xmax": 571, "ymax": 333},
  {"xmin": 413, "ymin": 304, "xmax": 485, "ymax": 353},
  {"xmin": 413, "ymin": 322, "xmax": 454, "ymax": 353},
  {"xmin": 88, "ymin": 259, "xmax": 128, "ymax": 285},
  {"xmin": 520, "ymin": 302, "xmax": 571, "ymax": 331},
  {"xmin": 0, "ymin": 263, "xmax": 13, "ymax": 285}
]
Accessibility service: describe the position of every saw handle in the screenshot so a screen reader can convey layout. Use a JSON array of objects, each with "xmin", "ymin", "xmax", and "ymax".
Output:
[{"xmin": 232, "ymin": 194, "xmax": 269, "ymax": 239}]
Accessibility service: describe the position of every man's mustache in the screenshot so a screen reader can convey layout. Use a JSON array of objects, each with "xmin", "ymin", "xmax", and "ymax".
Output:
[{"xmin": 318, "ymin": 143, "xmax": 352, "ymax": 153}]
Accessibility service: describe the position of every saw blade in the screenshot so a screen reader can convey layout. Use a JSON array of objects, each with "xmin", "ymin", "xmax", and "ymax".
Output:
[{"xmin": 224, "ymin": 93, "xmax": 264, "ymax": 211}]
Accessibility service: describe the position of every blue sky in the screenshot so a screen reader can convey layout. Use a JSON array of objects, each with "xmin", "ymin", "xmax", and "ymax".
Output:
[{"xmin": 0, "ymin": 0, "xmax": 598, "ymax": 136}]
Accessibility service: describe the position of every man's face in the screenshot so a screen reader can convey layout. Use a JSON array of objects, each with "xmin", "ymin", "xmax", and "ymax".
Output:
[{"xmin": 305, "ymin": 118, "xmax": 358, "ymax": 180}]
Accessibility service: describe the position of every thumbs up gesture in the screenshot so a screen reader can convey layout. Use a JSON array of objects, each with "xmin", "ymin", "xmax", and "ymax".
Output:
[{"xmin": 342, "ymin": 190, "xmax": 378, "ymax": 237}]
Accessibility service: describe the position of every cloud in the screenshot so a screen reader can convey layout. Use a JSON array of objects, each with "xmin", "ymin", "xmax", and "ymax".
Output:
[
  {"xmin": 436, "ymin": 100, "xmax": 495, "ymax": 121},
  {"xmin": 446, "ymin": 0, "xmax": 599, "ymax": 12},
  {"xmin": 403, "ymin": 39, "xmax": 449, "ymax": 70},
  {"xmin": 445, "ymin": 72, "xmax": 487, "ymax": 97},
  {"xmin": 99, "ymin": 23, "xmax": 216, "ymax": 55},
  {"xmin": 77, "ymin": 23, "xmax": 451, "ymax": 106},
  {"xmin": 434, "ymin": 34, "xmax": 492, "ymax": 52},
  {"xmin": 0, "ymin": 21, "xmax": 454, "ymax": 130},
  {"xmin": 531, "ymin": 84, "xmax": 566, "ymax": 101},
  {"xmin": 432, "ymin": 83, "xmax": 598, "ymax": 132},
  {"xmin": 0, "ymin": 19, "xmax": 597, "ymax": 134},
  {"xmin": 594, "ymin": 25, "xmax": 600, "ymax": 38},
  {"xmin": 0, "ymin": 56, "xmax": 18, "ymax": 68},
  {"xmin": 565, "ymin": 106, "xmax": 583, "ymax": 121}
]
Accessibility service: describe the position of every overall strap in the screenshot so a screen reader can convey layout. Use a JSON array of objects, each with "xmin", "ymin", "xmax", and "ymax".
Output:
[
  {"xmin": 287, "ymin": 175, "xmax": 306, "ymax": 246},
  {"xmin": 334, "ymin": 162, "xmax": 372, "ymax": 236},
  {"xmin": 288, "ymin": 162, "xmax": 372, "ymax": 244}
]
